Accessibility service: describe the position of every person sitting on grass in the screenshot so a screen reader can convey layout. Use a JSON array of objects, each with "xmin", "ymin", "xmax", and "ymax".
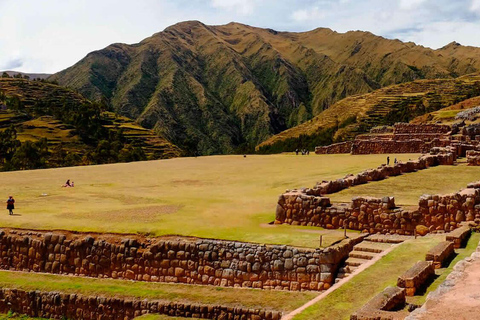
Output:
[
  {"xmin": 6, "ymin": 196, "xmax": 14, "ymax": 216},
  {"xmin": 62, "ymin": 179, "xmax": 72, "ymax": 187}
]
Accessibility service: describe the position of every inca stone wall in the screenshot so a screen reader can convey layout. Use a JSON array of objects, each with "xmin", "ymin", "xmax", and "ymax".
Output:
[
  {"xmin": 0, "ymin": 288, "xmax": 282, "ymax": 320},
  {"xmin": 466, "ymin": 150, "xmax": 480, "ymax": 165},
  {"xmin": 315, "ymin": 141, "xmax": 353, "ymax": 154},
  {"xmin": 392, "ymin": 123, "xmax": 451, "ymax": 134},
  {"xmin": 275, "ymin": 152, "xmax": 479, "ymax": 235},
  {"xmin": 351, "ymin": 138, "xmax": 451, "ymax": 155},
  {"xmin": 288, "ymin": 153, "xmax": 455, "ymax": 198},
  {"xmin": 417, "ymin": 188, "xmax": 480, "ymax": 232},
  {"xmin": 0, "ymin": 229, "xmax": 358, "ymax": 292},
  {"xmin": 275, "ymin": 184, "xmax": 480, "ymax": 235}
]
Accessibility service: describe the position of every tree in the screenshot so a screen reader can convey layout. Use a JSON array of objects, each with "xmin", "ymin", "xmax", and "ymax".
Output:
[{"xmin": 9, "ymin": 138, "xmax": 48, "ymax": 170}]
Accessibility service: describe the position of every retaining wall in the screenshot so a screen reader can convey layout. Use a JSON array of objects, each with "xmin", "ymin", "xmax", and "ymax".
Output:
[
  {"xmin": 351, "ymin": 139, "xmax": 452, "ymax": 155},
  {"xmin": 0, "ymin": 229, "xmax": 358, "ymax": 292},
  {"xmin": 315, "ymin": 141, "xmax": 353, "ymax": 154},
  {"xmin": 393, "ymin": 123, "xmax": 451, "ymax": 134},
  {"xmin": 467, "ymin": 150, "xmax": 480, "ymax": 166},
  {"xmin": 275, "ymin": 153, "xmax": 479, "ymax": 235},
  {"xmin": 0, "ymin": 288, "xmax": 282, "ymax": 320}
]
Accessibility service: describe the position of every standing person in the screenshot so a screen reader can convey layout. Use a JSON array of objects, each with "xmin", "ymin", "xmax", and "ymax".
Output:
[
  {"xmin": 6, "ymin": 196, "xmax": 14, "ymax": 215},
  {"xmin": 295, "ymin": 149, "xmax": 299, "ymax": 155},
  {"xmin": 387, "ymin": 156, "xmax": 390, "ymax": 165},
  {"xmin": 394, "ymin": 158, "xmax": 398, "ymax": 165}
]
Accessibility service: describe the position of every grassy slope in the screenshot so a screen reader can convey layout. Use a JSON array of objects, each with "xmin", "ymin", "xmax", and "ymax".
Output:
[
  {"xmin": 411, "ymin": 95, "xmax": 480, "ymax": 125},
  {"xmin": 0, "ymin": 270, "xmax": 315, "ymax": 314},
  {"xmin": 0, "ymin": 78, "xmax": 181, "ymax": 159},
  {"xmin": 0, "ymin": 154, "xmax": 420, "ymax": 248},
  {"xmin": 258, "ymin": 73, "xmax": 480, "ymax": 151},
  {"xmin": 329, "ymin": 164, "xmax": 480, "ymax": 206},
  {"xmin": 293, "ymin": 236, "xmax": 446, "ymax": 320}
]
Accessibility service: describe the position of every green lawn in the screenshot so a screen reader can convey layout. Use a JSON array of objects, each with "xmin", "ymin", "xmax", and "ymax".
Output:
[
  {"xmin": 0, "ymin": 154, "xmax": 417, "ymax": 248},
  {"xmin": 0, "ymin": 270, "xmax": 316, "ymax": 314},
  {"xmin": 293, "ymin": 235, "xmax": 445, "ymax": 320},
  {"xmin": 329, "ymin": 164, "xmax": 480, "ymax": 206}
]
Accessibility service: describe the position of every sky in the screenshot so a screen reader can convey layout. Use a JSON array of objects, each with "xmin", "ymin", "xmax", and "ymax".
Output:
[{"xmin": 1, "ymin": 0, "xmax": 480, "ymax": 74}]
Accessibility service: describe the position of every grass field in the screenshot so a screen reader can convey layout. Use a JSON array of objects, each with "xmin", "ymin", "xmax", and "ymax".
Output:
[
  {"xmin": 0, "ymin": 270, "xmax": 316, "ymax": 314},
  {"xmin": 329, "ymin": 164, "xmax": 480, "ymax": 206},
  {"xmin": 0, "ymin": 154, "xmax": 422, "ymax": 248}
]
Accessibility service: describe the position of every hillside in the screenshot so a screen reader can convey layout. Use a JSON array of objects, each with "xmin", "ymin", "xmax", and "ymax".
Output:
[
  {"xmin": 1, "ymin": 70, "xmax": 51, "ymax": 80},
  {"xmin": 0, "ymin": 78, "xmax": 181, "ymax": 169},
  {"xmin": 257, "ymin": 73, "xmax": 480, "ymax": 152},
  {"xmin": 51, "ymin": 21, "xmax": 480, "ymax": 154}
]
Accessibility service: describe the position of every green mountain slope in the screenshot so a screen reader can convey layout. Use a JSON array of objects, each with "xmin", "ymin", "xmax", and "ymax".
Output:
[
  {"xmin": 51, "ymin": 21, "xmax": 480, "ymax": 154},
  {"xmin": 257, "ymin": 73, "xmax": 480, "ymax": 152},
  {"xmin": 0, "ymin": 78, "xmax": 181, "ymax": 169}
]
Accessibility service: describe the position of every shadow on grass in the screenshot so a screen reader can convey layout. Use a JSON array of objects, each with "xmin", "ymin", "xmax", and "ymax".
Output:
[
  {"xmin": 414, "ymin": 273, "xmax": 440, "ymax": 296},
  {"xmin": 442, "ymin": 251, "xmax": 459, "ymax": 268}
]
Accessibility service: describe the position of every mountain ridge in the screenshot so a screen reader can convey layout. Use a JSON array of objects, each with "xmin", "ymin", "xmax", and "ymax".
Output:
[{"xmin": 50, "ymin": 21, "xmax": 480, "ymax": 154}]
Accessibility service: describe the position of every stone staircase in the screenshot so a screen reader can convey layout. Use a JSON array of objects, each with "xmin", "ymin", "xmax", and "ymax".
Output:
[{"xmin": 335, "ymin": 235, "xmax": 408, "ymax": 283}]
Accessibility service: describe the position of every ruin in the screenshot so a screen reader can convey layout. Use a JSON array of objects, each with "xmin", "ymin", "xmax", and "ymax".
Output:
[{"xmin": 316, "ymin": 122, "xmax": 480, "ymax": 157}]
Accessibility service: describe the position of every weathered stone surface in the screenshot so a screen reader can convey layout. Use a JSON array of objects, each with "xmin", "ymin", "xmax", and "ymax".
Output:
[
  {"xmin": 0, "ymin": 229, "xmax": 360, "ymax": 292},
  {"xmin": 0, "ymin": 288, "xmax": 282, "ymax": 320}
]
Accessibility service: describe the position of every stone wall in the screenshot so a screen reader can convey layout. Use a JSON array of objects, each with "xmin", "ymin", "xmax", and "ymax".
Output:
[
  {"xmin": 276, "ymin": 193, "xmax": 419, "ymax": 235},
  {"xmin": 370, "ymin": 126, "xmax": 394, "ymax": 134},
  {"xmin": 0, "ymin": 288, "xmax": 282, "ymax": 320},
  {"xmin": 315, "ymin": 141, "xmax": 353, "ymax": 154},
  {"xmin": 393, "ymin": 123, "xmax": 451, "ymax": 134},
  {"xmin": 466, "ymin": 150, "xmax": 480, "ymax": 165},
  {"xmin": 417, "ymin": 188, "xmax": 480, "ymax": 232},
  {"xmin": 351, "ymin": 139, "xmax": 452, "ymax": 155},
  {"xmin": 0, "ymin": 229, "xmax": 358, "ymax": 292},
  {"xmin": 289, "ymin": 153, "xmax": 454, "ymax": 198},
  {"xmin": 275, "ymin": 170, "xmax": 480, "ymax": 235}
]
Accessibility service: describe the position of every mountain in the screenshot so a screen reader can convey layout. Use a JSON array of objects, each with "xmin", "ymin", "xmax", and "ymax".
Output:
[
  {"xmin": 51, "ymin": 21, "xmax": 480, "ymax": 154},
  {"xmin": 257, "ymin": 73, "xmax": 480, "ymax": 152},
  {"xmin": 1, "ymin": 71, "xmax": 51, "ymax": 80},
  {"xmin": 0, "ymin": 78, "xmax": 181, "ymax": 169}
]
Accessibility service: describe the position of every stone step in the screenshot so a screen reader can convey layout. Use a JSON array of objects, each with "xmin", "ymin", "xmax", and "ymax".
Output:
[
  {"xmin": 348, "ymin": 251, "xmax": 377, "ymax": 260},
  {"xmin": 353, "ymin": 242, "xmax": 392, "ymax": 253},
  {"xmin": 338, "ymin": 265, "xmax": 356, "ymax": 274},
  {"xmin": 364, "ymin": 235, "xmax": 409, "ymax": 244},
  {"xmin": 345, "ymin": 257, "xmax": 368, "ymax": 267}
]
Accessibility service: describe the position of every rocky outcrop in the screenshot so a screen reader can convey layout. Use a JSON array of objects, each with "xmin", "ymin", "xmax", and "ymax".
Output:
[{"xmin": 0, "ymin": 229, "xmax": 359, "ymax": 292}]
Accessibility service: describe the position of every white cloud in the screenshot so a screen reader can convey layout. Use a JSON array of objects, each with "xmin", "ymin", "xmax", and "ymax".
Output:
[
  {"xmin": 210, "ymin": 0, "xmax": 257, "ymax": 15},
  {"xmin": 291, "ymin": 7, "xmax": 326, "ymax": 22},
  {"xmin": 399, "ymin": 0, "xmax": 427, "ymax": 10},
  {"xmin": 471, "ymin": 0, "xmax": 480, "ymax": 12},
  {"xmin": 1, "ymin": 0, "xmax": 480, "ymax": 73}
]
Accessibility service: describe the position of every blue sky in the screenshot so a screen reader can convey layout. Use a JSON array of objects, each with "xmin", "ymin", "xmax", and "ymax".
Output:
[{"xmin": 1, "ymin": 0, "xmax": 480, "ymax": 73}]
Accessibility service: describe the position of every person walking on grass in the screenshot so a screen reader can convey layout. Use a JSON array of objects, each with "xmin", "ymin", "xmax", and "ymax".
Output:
[
  {"xmin": 387, "ymin": 156, "xmax": 390, "ymax": 165},
  {"xmin": 6, "ymin": 196, "xmax": 14, "ymax": 215}
]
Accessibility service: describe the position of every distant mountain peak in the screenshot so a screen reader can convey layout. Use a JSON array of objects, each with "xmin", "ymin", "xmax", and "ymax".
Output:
[{"xmin": 49, "ymin": 21, "xmax": 480, "ymax": 154}]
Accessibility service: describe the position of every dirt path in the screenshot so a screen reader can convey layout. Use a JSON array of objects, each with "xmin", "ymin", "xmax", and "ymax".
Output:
[{"xmin": 411, "ymin": 251, "xmax": 480, "ymax": 320}]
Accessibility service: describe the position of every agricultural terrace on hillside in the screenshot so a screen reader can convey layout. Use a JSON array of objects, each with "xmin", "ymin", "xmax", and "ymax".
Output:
[{"xmin": 0, "ymin": 153, "xmax": 475, "ymax": 248}]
